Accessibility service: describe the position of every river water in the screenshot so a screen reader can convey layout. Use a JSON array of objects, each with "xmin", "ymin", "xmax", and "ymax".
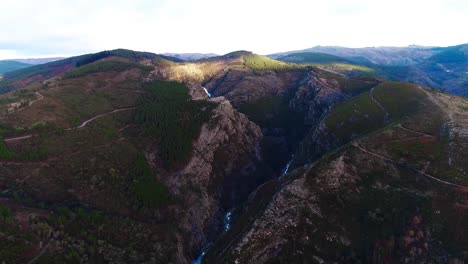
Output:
[
  {"xmin": 192, "ymin": 157, "xmax": 294, "ymax": 263},
  {"xmin": 202, "ymin": 87, "xmax": 211, "ymax": 97}
]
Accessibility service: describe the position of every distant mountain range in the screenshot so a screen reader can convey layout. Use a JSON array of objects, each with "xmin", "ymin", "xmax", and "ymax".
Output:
[
  {"xmin": 271, "ymin": 44, "xmax": 468, "ymax": 96},
  {"xmin": 269, "ymin": 45, "xmax": 441, "ymax": 66},
  {"xmin": 12, "ymin": 57, "xmax": 65, "ymax": 65},
  {"xmin": 0, "ymin": 57, "xmax": 65, "ymax": 75},
  {"xmin": 163, "ymin": 53, "xmax": 218, "ymax": 61},
  {"xmin": 0, "ymin": 60, "xmax": 32, "ymax": 74}
]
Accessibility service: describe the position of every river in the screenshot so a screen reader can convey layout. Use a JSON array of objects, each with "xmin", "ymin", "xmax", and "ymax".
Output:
[{"xmin": 192, "ymin": 157, "xmax": 293, "ymax": 263}]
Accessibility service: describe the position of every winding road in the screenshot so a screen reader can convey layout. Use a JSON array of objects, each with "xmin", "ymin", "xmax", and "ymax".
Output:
[
  {"xmin": 3, "ymin": 107, "xmax": 137, "ymax": 143},
  {"xmin": 16, "ymin": 92, "xmax": 44, "ymax": 112}
]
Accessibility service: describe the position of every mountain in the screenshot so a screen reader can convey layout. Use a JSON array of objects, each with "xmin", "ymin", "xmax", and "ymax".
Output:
[
  {"xmin": 13, "ymin": 57, "xmax": 65, "ymax": 65},
  {"xmin": 163, "ymin": 53, "xmax": 218, "ymax": 61},
  {"xmin": 274, "ymin": 44, "xmax": 468, "ymax": 96},
  {"xmin": 0, "ymin": 60, "xmax": 32, "ymax": 74},
  {"xmin": 270, "ymin": 45, "xmax": 439, "ymax": 66},
  {"xmin": 205, "ymin": 82, "xmax": 468, "ymax": 263},
  {"xmin": 276, "ymin": 52, "xmax": 375, "ymax": 77},
  {"xmin": 0, "ymin": 49, "xmax": 183, "ymax": 95},
  {"xmin": 0, "ymin": 48, "xmax": 466, "ymax": 263}
]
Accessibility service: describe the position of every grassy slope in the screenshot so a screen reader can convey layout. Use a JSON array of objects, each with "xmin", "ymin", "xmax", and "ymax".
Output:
[
  {"xmin": 278, "ymin": 52, "xmax": 351, "ymax": 64},
  {"xmin": 276, "ymin": 52, "xmax": 374, "ymax": 74},
  {"xmin": 325, "ymin": 82, "xmax": 428, "ymax": 141},
  {"xmin": 242, "ymin": 54, "xmax": 301, "ymax": 71}
]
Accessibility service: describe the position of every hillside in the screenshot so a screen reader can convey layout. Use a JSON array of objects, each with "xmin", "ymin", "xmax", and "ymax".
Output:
[
  {"xmin": 13, "ymin": 57, "xmax": 66, "ymax": 65},
  {"xmin": 0, "ymin": 49, "xmax": 182, "ymax": 95},
  {"xmin": 0, "ymin": 48, "xmax": 466, "ymax": 263},
  {"xmin": 204, "ymin": 83, "xmax": 468, "ymax": 263},
  {"xmin": 0, "ymin": 60, "xmax": 32, "ymax": 74},
  {"xmin": 276, "ymin": 52, "xmax": 374, "ymax": 76},
  {"xmin": 270, "ymin": 45, "xmax": 439, "ymax": 66}
]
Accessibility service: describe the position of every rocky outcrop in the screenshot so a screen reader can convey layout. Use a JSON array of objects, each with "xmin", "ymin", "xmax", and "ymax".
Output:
[
  {"xmin": 203, "ymin": 69, "xmax": 304, "ymax": 106},
  {"xmin": 154, "ymin": 97, "xmax": 265, "ymax": 262}
]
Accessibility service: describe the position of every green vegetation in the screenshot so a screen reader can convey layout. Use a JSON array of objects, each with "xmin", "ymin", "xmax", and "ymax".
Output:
[
  {"xmin": 325, "ymin": 91, "xmax": 385, "ymax": 139},
  {"xmin": 129, "ymin": 154, "xmax": 170, "ymax": 208},
  {"xmin": 134, "ymin": 80, "xmax": 217, "ymax": 169},
  {"xmin": 64, "ymin": 60, "xmax": 153, "ymax": 79},
  {"xmin": 0, "ymin": 204, "xmax": 28, "ymax": 263},
  {"xmin": 278, "ymin": 52, "xmax": 350, "ymax": 64},
  {"xmin": 0, "ymin": 135, "xmax": 15, "ymax": 159},
  {"xmin": 317, "ymin": 70, "xmax": 379, "ymax": 94},
  {"xmin": 0, "ymin": 134, "xmax": 47, "ymax": 160},
  {"xmin": 75, "ymin": 49, "xmax": 182, "ymax": 67},
  {"xmin": 373, "ymin": 82, "xmax": 426, "ymax": 120},
  {"xmin": 0, "ymin": 204, "xmax": 13, "ymax": 221},
  {"xmin": 277, "ymin": 52, "xmax": 374, "ymax": 75},
  {"xmin": 238, "ymin": 96, "xmax": 290, "ymax": 127},
  {"xmin": 243, "ymin": 54, "xmax": 301, "ymax": 71},
  {"xmin": 324, "ymin": 82, "xmax": 428, "ymax": 141}
]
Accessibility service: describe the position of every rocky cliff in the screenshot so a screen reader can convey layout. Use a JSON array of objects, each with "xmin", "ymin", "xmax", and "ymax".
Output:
[
  {"xmin": 156, "ymin": 97, "xmax": 265, "ymax": 262},
  {"xmin": 205, "ymin": 86, "xmax": 468, "ymax": 263}
]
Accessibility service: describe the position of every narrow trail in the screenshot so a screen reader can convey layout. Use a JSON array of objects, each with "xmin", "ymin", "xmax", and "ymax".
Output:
[
  {"xmin": 366, "ymin": 135, "xmax": 435, "ymax": 144},
  {"xmin": 365, "ymin": 124, "xmax": 437, "ymax": 144},
  {"xmin": 396, "ymin": 124, "xmax": 437, "ymax": 138},
  {"xmin": 29, "ymin": 92, "xmax": 44, "ymax": 106},
  {"xmin": 16, "ymin": 92, "xmax": 44, "ymax": 112},
  {"xmin": 66, "ymin": 107, "xmax": 136, "ymax": 130},
  {"xmin": 27, "ymin": 242, "xmax": 50, "ymax": 264},
  {"xmin": 4, "ymin": 134, "xmax": 33, "ymax": 143},
  {"xmin": 3, "ymin": 107, "xmax": 136, "ymax": 144},
  {"xmin": 353, "ymin": 142, "xmax": 468, "ymax": 190},
  {"xmin": 369, "ymin": 87, "xmax": 390, "ymax": 122}
]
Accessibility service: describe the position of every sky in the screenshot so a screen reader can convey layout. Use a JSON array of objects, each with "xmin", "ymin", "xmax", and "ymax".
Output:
[{"xmin": 1, "ymin": 0, "xmax": 467, "ymax": 59}]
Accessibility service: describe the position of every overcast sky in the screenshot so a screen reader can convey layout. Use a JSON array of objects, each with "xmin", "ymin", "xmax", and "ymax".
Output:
[{"xmin": 1, "ymin": 0, "xmax": 467, "ymax": 59}]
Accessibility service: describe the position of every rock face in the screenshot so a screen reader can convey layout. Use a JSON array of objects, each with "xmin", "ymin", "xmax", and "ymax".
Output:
[
  {"xmin": 205, "ymin": 89, "xmax": 468, "ymax": 263},
  {"xmin": 209, "ymin": 141, "xmax": 468, "ymax": 263},
  {"xmin": 290, "ymin": 71, "xmax": 379, "ymax": 166},
  {"xmin": 203, "ymin": 68, "xmax": 304, "ymax": 106},
  {"xmin": 157, "ymin": 97, "xmax": 265, "ymax": 262}
]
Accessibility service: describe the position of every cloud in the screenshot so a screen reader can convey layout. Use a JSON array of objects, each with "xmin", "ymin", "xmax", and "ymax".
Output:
[{"xmin": 0, "ymin": 0, "xmax": 467, "ymax": 59}]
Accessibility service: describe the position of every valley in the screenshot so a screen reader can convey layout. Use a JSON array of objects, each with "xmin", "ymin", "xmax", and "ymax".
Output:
[{"xmin": 0, "ymin": 48, "xmax": 466, "ymax": 263}]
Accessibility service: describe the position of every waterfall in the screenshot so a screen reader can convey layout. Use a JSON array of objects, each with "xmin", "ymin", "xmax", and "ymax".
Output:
[{"xmin": 202, "ymin": 87, "xmax": 211, "ymax": 97}]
